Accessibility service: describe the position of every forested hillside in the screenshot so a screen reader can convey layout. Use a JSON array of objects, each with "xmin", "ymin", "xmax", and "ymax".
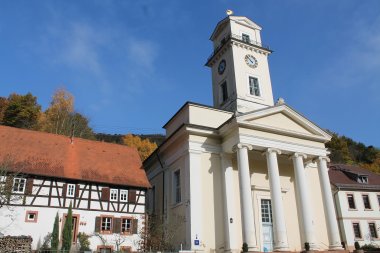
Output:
[
  {"xmin": 326, "ymin": 133, "xmax": 379, "ymax": 173},
  {"xmin": 0, "ymin": 91, "xmax": 378, "ymax": 171}
]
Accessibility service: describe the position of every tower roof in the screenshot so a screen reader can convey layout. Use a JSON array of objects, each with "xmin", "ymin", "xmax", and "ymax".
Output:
[{"xmin": 209, "ymin": 15, "xmax": 262, "ymax": 41}]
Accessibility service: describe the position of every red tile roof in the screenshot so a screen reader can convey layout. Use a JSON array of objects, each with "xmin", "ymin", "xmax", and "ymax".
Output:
[
  {"xmin": 328, "ymin": 164, "xmax": 380, "ymax": 190},
  {"xmin": 0, "ymin": 126, "xmax": 150, "ymax": 188}
]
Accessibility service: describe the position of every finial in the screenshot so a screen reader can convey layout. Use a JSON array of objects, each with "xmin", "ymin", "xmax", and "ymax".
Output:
[
  {"xmin": 276, "ymin": 97, "xmax": 285, "ymax": 105},
  {"xmin": 226, "ymin": 10, "xmax": 234, "ymax": 16}
]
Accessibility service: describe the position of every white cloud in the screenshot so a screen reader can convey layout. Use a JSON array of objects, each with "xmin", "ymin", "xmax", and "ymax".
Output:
[{"xmin": 126, "ymin": 39, "xmax": 158, "ymax": 71}]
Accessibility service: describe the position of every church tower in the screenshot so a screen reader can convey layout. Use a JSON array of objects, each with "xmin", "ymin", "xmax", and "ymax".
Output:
[{"xmin": 206, "ymin": 14, "xmax": 274, "ymax": 113}]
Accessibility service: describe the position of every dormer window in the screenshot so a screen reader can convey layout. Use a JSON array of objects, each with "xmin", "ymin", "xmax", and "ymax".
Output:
[
  {"xmin": 242, "ymin": 33, "xmax": 250, "ymax": 43},
  {"xmin": 357, "ymin": 175, "xmax": 368, "ymax": 184}
]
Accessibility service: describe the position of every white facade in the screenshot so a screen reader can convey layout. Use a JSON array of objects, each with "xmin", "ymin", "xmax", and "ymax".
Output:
[
  {"xmin": 329, "ymin": 165, "xmax": 380, "ymax": 250},
  {"xmin": 0, "ymin": 176, "xmax": 146, "ymax": 251},
  {"xmin": 144, "ymin": 15, "xmax": 343, "ymax": 253}
]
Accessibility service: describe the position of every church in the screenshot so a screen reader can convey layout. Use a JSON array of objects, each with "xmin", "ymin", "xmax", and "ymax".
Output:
[{"xmin": 144, "ymin": 14, "xmax": 343, "ymax": 253}]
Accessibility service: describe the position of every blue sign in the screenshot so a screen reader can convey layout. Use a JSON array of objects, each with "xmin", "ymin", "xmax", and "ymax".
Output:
[{"xmin": 194, "ymin": 240, "xmax": 200, "ymax": 246}]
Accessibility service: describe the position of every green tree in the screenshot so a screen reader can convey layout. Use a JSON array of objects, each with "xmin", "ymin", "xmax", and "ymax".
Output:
[
  {"xmin": 326, "ymin": 133, "xmax": 353, "ymax": 164},
  {"xmin": 51, "ymin": 212, "xmax": 59, "ymax": 250},
  {"xmin": 2, "ymin": 93, "xmax": 41, "ymax": 129},
  {"xmin": 61, "ymin": 202, "xmax": 73, "ymax": 251}
]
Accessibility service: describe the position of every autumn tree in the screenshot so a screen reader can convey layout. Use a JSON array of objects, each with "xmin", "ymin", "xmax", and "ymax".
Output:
[
  {"xmin": 0, "ymin": 97, "xmax": 9, "ymax": 124},
  {"xmin": 39, "ymin": 89, "xmax": 95, "ymax": 140},
  {"xmin": 122, "ymin": 134, "xmax": 157, "ymax": 161},
  {"xmin": 2, "ymin": 93, "xmax": 41, "ymax": 129},
  {"xmin": 326, "ymin": 133, "xmax": 353, "ymax": 164}
]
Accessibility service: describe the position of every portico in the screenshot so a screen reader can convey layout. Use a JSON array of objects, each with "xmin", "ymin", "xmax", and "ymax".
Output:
[{"xmin": 223, "ymin": 136, "xmax": 342, "ymax": 252}]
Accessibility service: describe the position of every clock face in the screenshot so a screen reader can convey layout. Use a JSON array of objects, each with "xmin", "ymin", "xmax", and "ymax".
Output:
[
  {"xmin": 218, "ymin": 59, "xmax": 226, "ymax": 75},
  {"xmin": 245, "ymin": 54, "xmax": 258, "ymax": 68}
]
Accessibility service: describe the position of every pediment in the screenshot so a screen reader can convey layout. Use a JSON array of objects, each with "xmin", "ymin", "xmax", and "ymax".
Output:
[
  {"xmin": 210, "ymin": 16, "xmax": 262, "ymax": 40},
  {"xmin": 230, "ymin": 16, "xmax": 262, "ymax": 30},
  {"xmin": 236, "ymin": 105, "xmax": 331, "ymax": 141}
]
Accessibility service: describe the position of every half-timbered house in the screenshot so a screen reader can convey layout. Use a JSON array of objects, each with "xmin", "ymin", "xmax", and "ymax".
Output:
[{"xmin": 0, "ymin": 125, "xmax": 150, "ymax": 252}]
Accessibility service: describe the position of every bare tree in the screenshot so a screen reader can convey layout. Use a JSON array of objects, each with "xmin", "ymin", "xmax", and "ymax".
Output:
[{"xmin": 138, "ymin": 214, "xmax": 185, "ymax": 252}]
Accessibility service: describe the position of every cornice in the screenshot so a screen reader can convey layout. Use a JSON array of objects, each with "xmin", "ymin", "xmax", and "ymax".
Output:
[
  {"xmin": 231, "ymin": 40, "xmax": 270, "ymax": 56},
  {"xmin": 239, "ymin": 133, "xmax": 329, "ymax": 157}
]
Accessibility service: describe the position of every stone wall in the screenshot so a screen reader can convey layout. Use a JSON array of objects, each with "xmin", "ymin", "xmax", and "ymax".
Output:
[{"xmin": 0, "ymin": 235, "xmax": 32, "ymax": 253}]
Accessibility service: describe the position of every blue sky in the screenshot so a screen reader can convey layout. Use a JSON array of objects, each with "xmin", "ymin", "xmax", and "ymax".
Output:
[{"xmin": 1, "ymin": 1, "xmax": 379, "ymax": 147}]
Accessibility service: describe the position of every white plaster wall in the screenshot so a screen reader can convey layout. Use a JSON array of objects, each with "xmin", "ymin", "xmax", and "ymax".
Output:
[
  {"xmin": 0, "ymin": 206, "xmax": 145, "ymax": 251},
  {"xmin": 335, "ymin": 190, "xmax": 380, "ymax": 248},
  {"xmin": 189, "ymin": 105, "xmax": 233, "ymax": 129}
]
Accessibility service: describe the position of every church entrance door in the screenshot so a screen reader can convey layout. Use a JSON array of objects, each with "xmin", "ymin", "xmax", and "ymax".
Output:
[{"xmin": 261, "ymin": 199, "xmax": 274, "ymax": 252}]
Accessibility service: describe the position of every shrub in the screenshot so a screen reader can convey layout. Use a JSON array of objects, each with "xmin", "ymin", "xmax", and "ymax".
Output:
[
  {"xmin": 354, "ymin": 241, "xmax": 361, "ymax": 250},
  {"xmin": 242, "ymin": 242, "xmax": 248, "ymax": 253},
  {"xmin": 77, "ymin": 232, "xmax": 91, "ymax": 251},
  {"xmin": 361, "ymin": 244, "xmax": 379, "ymax": 250},
  {"xmin": 305, "ymin": 242, "xmax": 310, "ymax": 251}
]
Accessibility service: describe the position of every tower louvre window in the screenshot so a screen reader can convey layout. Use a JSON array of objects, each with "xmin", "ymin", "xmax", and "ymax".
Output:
[
  {"xmin": 249, "ymin": 77, "xmax": 261, "ymax": 96},
  {"xmin": 242, "ymin": 33, "xmax": 250, "ymax": 43},
  {"xmin": 220, "ymin": 81, "xmax": 228, "ymax": 103}
]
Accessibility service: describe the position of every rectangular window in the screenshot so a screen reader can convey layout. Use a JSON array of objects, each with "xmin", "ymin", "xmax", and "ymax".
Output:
[
  {"xmin": 98, "ymin": 246, "xmax": 112, "ymax": 253},
  {"xmin": 369, "ymin": 223, "xmax": 378, "ymax": 238},
  {"xmin": 220, "ymin": 81, "xmax": 228, "ymax": 103},
  {"xmin": 101, "ymin": 217, "xmax": 112, "ymax": 232},
  {"xmin": 174, "ymin": 170, "xmax": 181, "ymax": 204},
  {"xmin": 261, "ymin": 199, "xmax": 273, "ymax": 223},
  {"xmin": 242, "ymin": 33, "xmax": 250, "ymax": 43},
  {"xmin": 249, "ymin": 77, "xmax": 261, "ymax": 96},
  {"xmin": 120, "ymin": 190, "xmax": 128, "ymax": 202},
  {"xmin": 363, "ymin": 195, "xmax": 371, "ymax": 209},
  {"xmin": 12, "ymin": 178, "xmax": 26, "ymax": 193},
  {"xmin": 110, "ymin": 189, "xmax": 118, "ymax": 201},
  {"xmin": 121, "ymin": 218, "xmax": 132, "ymax": 233},
  {"xmin": 347, "ymin": 194, "xmax": 356, "ymax": 209},
  {"xmin": 353, "ymin": 223, "xmax": 362, "ymax": 238},
  {"xmin": 25, "ymin": 211, "xmax": 38, "ymax": 223},
  {"xmin": 67, "ymin": 184, "xmax": 75, "ymax": 197}
]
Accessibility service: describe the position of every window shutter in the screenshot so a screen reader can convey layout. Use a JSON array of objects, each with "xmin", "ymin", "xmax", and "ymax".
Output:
[
  {"xmin": 128, "ymin": 190, "xmax": 136, "ymax": 203},
  {"xmin": 95, "ymin": 216, "xmax": 101, "ymax": 232},
  {"xmin": 132, "ymin": 219, "xmax": 138, "ymax": 234},
  {"xmin": 25, "ymin": 178, "xmax": 34, "ymax": 195},
  {"xmin": 101, "ymin": 187, "xmax": 110, "ymax": 201},
  {"xmin": 75, "ymin": 184, "xmax": 80, "ymax": 197},
  {"xmin": 62, "ymin": 183, "xmax": 67, "ymax": 197},
  {"xmin": 113, "ymin": 218, "xmax": 121, "ymax": 233}
]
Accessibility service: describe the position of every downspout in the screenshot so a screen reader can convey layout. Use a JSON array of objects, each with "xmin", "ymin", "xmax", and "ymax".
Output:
[{"xmin": 156, "ymin": 152, "xmax": 165, "ymax": 217}]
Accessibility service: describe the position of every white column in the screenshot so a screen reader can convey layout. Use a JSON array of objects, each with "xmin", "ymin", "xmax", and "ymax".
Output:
[
  {"xmin": 188, "ymin": 150, "xmax": 203, "ymax": 250},
  {"xmin": 315, "ymin": 157, "xmax": 343, "ymax": 250},
  {"xmin": 265, "ymin": 148, "xmax": 289, "ymax": 251},
  {"xmin": 291, "ymin": 153, "xmax": 317, "ymax": 250},
  {"xmin": 220, "ymin": 153, "xmax": 238, "ymax": 251},
  {"xmin": 235, "ymin": 143, "xmax": 258, "ymax": 251}
]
